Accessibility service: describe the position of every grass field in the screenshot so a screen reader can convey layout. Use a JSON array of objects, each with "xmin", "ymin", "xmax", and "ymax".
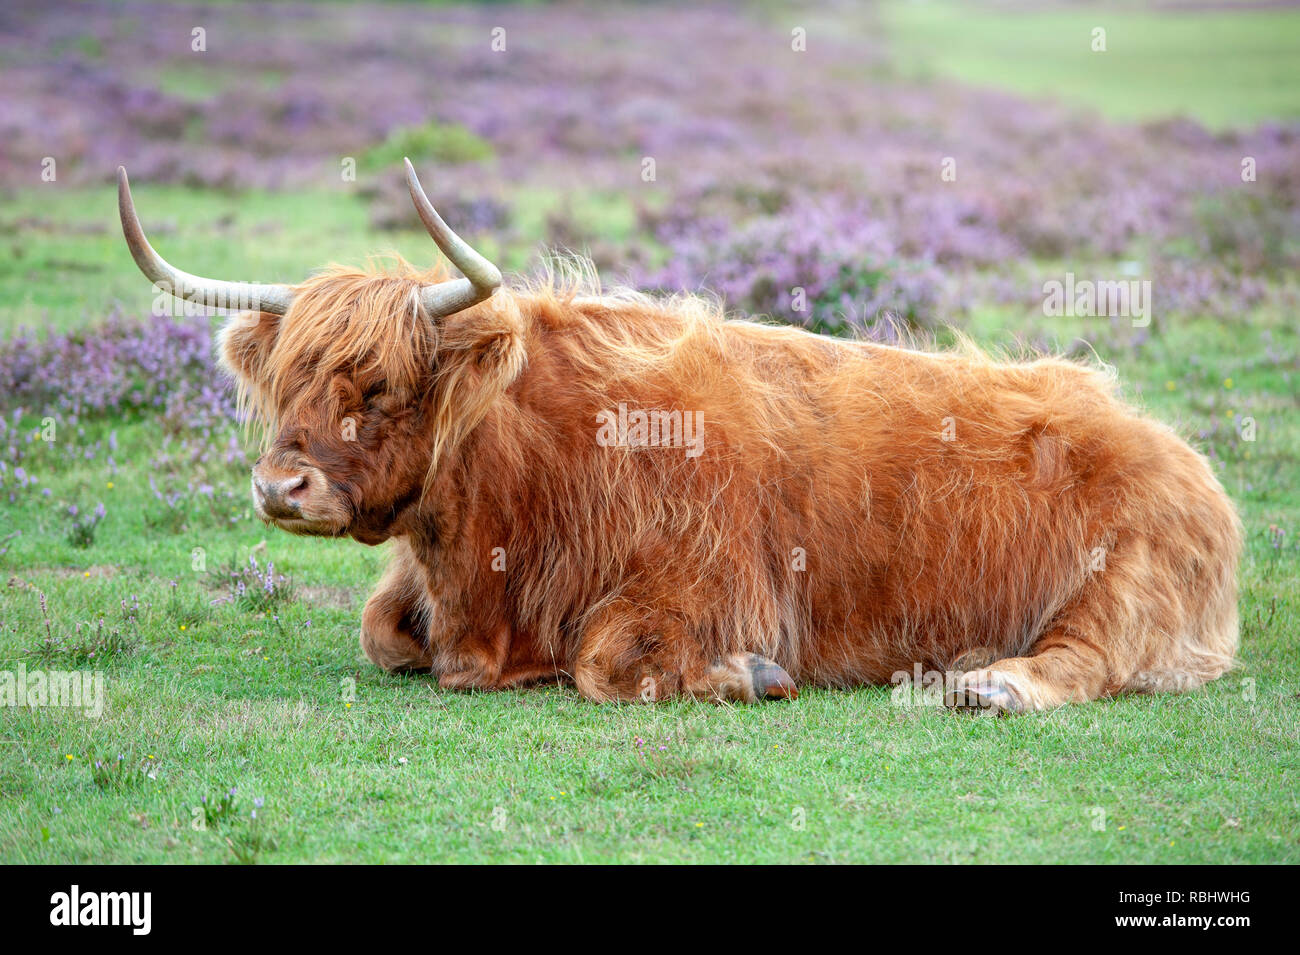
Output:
[
  {"xmin": 2, "ymin": 1, "xmax": 1298, "ymax": 864},
  {"xmin": 882, "ymin": 0, "xmax": 1300, "ymax": 129}
]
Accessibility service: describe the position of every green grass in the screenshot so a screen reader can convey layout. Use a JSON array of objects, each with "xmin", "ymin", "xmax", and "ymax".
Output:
[
  {"xmin": 882, "ymin": 0, "xmax": 1300, "ymax": 129},
  {"xmin": 1, "ymin": 183, "xmax": 1298, "ymax": 863}
]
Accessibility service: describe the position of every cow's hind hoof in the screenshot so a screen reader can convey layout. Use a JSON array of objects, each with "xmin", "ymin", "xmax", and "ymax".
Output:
[
  {"xmin": 946, "ymin": 670, "xmax": 1023, "ymax": 715},
  {"xmin": 746, "ymin": 653, "xmax": 798, "ymax": 701}
]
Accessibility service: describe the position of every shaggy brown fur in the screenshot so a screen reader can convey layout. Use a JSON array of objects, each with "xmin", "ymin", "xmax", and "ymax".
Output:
[{"xmin": 219, "ymin": 258, "xmax": 1241, "ymax": 711}]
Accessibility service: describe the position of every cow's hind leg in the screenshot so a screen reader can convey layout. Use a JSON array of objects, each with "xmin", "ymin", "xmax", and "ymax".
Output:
[
  {"xmin": 948, "ymin": 529, "xmax": 1237, "ymax": 713},
  {"xmin": 572, "ymin": 599, "xmax": 796, "ymax": 703},
  {"xmin": 949, "ymin": 559, "xmax": 1136, "ymax": 713},
  {"xmin": 947, "ymin": 627, "xmax": 1112, "ymax": 714}
]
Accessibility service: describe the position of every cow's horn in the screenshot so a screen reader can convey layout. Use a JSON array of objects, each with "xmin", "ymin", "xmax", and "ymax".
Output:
[
  {"xmin": 404, "ymin": 158, "xmax": 502, "ymax": 319},
  {"xmin": 117, "ymin": 167, "xmax": 294, "ymax": 315}
]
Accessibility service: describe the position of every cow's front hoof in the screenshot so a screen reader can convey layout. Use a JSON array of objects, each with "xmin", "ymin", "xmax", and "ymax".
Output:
[
  {"xmin": 439, "ymin": 668, "xmax": 497, "ymax": 691},
  {"xmin": 946, "ymin": 669, "xmax": 1023, "ymax": 714},
  {"xmin": 745, "ymin": 653, "xmax": 799, "ymax": 701}
]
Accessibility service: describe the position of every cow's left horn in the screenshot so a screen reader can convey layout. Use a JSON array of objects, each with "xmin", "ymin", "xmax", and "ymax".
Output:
[
  {"xmin": 118, "ymin": 167, "xmax": 295, "ymax": 315},
  {"xmin": 404, "ymin": 158, "xmax": 502, "ymax": 319}
]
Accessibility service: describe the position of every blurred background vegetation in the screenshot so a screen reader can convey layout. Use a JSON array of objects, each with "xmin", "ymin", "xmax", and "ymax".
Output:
[{"xmin": 2, "ymin": 0, "xmax": 1297, "ymax": 335}]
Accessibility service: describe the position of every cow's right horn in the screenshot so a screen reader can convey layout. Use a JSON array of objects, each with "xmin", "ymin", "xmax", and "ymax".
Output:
[
  {"xmin": 404, "ymin": 158, "xmax": 502, "ymax": 319},
  {"xmin": 118, "ymin": 167, "xmax": 295, "ymax": 315}
]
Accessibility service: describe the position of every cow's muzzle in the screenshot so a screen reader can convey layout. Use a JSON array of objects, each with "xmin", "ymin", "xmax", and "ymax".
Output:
[{"xmin": 252, "ymin": 465, "xmax": 309, "ymax": 520}]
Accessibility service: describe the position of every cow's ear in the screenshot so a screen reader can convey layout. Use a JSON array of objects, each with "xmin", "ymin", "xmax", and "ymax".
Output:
[
  {"xmin": 426, "ymin": 297, "xmax": 526, "ymax": 466},
  {"xmin": 436, "ymin": 295, "xmax": 526, "ymax": 383},
  {"xmin": 217, "ymin": 310, "xmax": 280, "ymax": 384}
]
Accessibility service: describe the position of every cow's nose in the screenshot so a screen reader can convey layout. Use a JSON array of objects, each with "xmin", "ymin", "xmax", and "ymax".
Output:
[{"xmin": 253, "ymin": 472, "xmax": 307, "ymax": 518}]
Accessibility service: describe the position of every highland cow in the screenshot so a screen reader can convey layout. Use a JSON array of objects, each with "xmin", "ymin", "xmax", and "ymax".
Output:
[{"xmin": 118, "ymin": 162, "xmax": 1242, "ymax": 711}]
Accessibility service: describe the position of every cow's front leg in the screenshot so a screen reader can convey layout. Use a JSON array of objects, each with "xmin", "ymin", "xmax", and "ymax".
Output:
[
  {"xmin": 435, "ymin": 620, "xmax": 510, "ymax": 691},
  {"xmin": 360, "ymin": 547, "xmax": 433, "ymax": 673},
  {"xmin": 573, "ymin": 600, "xmax": 797, "ymax": 703}
]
